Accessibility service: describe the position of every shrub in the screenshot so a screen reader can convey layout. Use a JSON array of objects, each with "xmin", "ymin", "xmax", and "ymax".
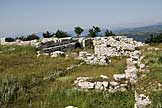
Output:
[
  {"xmin": 16, "ymin": 36, "xmax": 27, "ymax": 41},
  {"xmin": 145, "ymin": 34, "xmax": 162, "ymax": 44},
  {"xmin": 105, "ymin": 29, "xmax": 115, "ymax": 37},
  {"xmin": 55, "ymin": 30, "xmax": 70, "ymax": 38},
  {"xmin": 158, "ymin": 56, "xmax": 162, "ymax": 64},
  {"xmin": 25, "ymin": 34, "xmax": 39, "ymax": 41},
  {"xmin": 43, "ymin": 31, "xmax": 54, "ymax": 38},
  {"xmin": 5, "ymin": 38, "xmax": 15, "ymax": 42}
]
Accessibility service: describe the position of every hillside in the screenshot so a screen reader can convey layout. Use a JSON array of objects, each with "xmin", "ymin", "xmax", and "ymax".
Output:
[{"xmin": 116, "ymin": 24, "xmax": 162, "ymax": 42}]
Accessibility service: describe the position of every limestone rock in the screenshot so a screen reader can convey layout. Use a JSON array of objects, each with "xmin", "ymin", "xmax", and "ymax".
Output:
[
  {"xmin": 51, "ymin": 51, "xmax": 64, "ymax": 57},
  {"xmin": 100, "ymin": 75, "xmax": 108, "ymax": 79},
  {"xmin": 135, "ymin": 92, "xmax": 151, "ymax": 108},
  {"xmin": 113, "ymin": 74, "xmax": 126, "ymax": 81},
  {"xmin": 65, "ymin": 106, "xmax": 77, "ymax": 108}
]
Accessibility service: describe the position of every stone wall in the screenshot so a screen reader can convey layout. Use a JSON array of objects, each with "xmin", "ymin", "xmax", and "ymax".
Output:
[
  {"xmin": 0, "ymin": 38, "xmax": 38, "ymax": 46},
  {"xmin": 36, "ymin": 37, "xmax": 78, "ymax": 55},
  {"xmin": 93, "ymin": 36, "xmax": 144, "ymax": 57}
]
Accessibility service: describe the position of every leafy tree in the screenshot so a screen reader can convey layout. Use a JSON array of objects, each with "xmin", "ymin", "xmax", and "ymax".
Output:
[
  {"xmin": 105, "ymin": 29, "xmax": 115, "ymax": 37},
  {"xmin": 88, "ymin": 26, "xmax": 101, "ymax": 37},
  {"xmin": 74, "ymin": 27, "xmax": 84, "ymax": 37},
  {"xmin": 26, "ymin": 34, "xmax": 39, "ymax": 41},
  {"xmin": 43, "ymin": 31, "xmax": 54, "ymax": 38},
  {"xmin": 88, "ymin": 29, "xmax": 96, "ymax": 37},
  {"xmin": 145, "ymin": 33, "xmax": 162, "ymax": 44},
  {"xmin": 55, "ymin": 30, "xmax": 70, "ymax": 38},
  {"xmin": 93, "ymin": 26, "xmax": 101, "ymax": 36},
  {"xmin": 16, "ymin": 36, "xmax": 27, "ymax": 41}
]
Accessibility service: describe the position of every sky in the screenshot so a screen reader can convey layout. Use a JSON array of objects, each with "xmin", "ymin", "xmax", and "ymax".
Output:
[{"xmin": 0, "ymin": 0, "xmax": 162, "ymax": 37}]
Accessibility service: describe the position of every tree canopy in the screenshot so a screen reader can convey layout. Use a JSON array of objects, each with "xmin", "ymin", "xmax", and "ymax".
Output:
[
  {"xmin": 105, "ymin": 29, "xmax": 115, "ymax": 37},
  {"xmin": 88, "ymin": 26, "xmax": 101, "ymax": 37},
  {"xmin": 43, "ymin": 31, "xmax": 54, "ymax": 38},
  {"xmin": 55, "ymin": 30, "xmax": 70, "ymax": 38},
  {"xmin": 16, "ymin": 34, "xmax": 39, "ymax": 41},
  {"xmin": 74, "ymin": 27, "xmax": 84, "ymax": 37},
  {"xmin": 145, "ymin": 33, "xmax": 162, "ymax": 44}
]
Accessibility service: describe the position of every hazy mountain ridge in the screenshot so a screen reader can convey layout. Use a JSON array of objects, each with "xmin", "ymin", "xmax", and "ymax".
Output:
[{"xmin": 115, "ymin": 23, "xmax": 162, "ymax": 42}]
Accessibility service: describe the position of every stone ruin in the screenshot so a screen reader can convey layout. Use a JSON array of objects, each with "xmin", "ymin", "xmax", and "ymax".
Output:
[
  {"xmin": 74, "ymin": 36, "xmax": 152, "ymax": 107},
  {"xmin": 77, "ymin": 36, "xmax": 144, "ymax": 65},
  {"xmin": 134, "ymin": 91, "xmax": 151, "ymax": 108},
  {"xmin": 93, "ymin": 36, "xmax": 144, "ymax": 57},
  {"xmin": 36, "ymin": 37, "xmax": 77, "ymax": 55},
  {"xmin": 0, "ymin": 38, "xmax": 38, "ymax": 46},
  {"xmin": 36, "ymin": 37, "xmax": 93, "ymax": 57},
  {"xmin": 78, "ymin": 51, "xmax": 111, "ymax": 65},
  {"xmin": 74, "ymin": 76, "xmax": 128, "ymax": 93}
]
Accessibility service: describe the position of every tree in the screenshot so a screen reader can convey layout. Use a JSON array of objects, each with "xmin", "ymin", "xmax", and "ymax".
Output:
[
  {"xmin": 145, "ymin": 33, "xmax": 162, "ymax": 44},
  {"xmin": 26, "ymin": 34, "xmax": 39, "ymax": 41},
  {"xmin": 88, "ymin": 28, "xmax": 96, "ymax": 37},
  {"xmin": 93, "ymin": 26, "xmax": 101, "ymax": 36},
  {"xmin": 43, "ymin": 31, "xmax": 54, "ymax": 38},
  {"xmin": 16, "ymin": 36, "xmax": 26, "ymax": 41},
  {"xmin": 88, "ymin": 26, "xmax": 101, "ymax": 37},
  {"xmin": 55, "ymin": 30, "xmax": 70, "ymax": 38},
  {"xmin": 74, "ymin": 27, "xmax": 84, "ymax": 37},
  {"xmin": 105, "ymin": 29, "xmax": 115, "ymax": 37}
]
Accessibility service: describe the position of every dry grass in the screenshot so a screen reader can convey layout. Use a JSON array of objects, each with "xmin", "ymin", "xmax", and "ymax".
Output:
[
  {"xmin": 0, "ymin": 45, "xmax": 134, "ymax": 108},
  {"xmin": 66, "ymin": 56, "xmax": 127, "ymax": 80}
]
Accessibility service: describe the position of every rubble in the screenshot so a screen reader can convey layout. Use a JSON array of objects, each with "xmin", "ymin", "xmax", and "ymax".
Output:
[
  {"xmin": 51, "ymin": 51, "xmax": 65, "ymax": 57},
  {"xmin": 78, "ymin": 51, "xmax": 111, "ymax": 65},
  {"xmin": 113, "ymin": 74, "xmax": 126, "ymax": 81},
  {"xmin": 93, "ymin": 36, "xmax": 144, "ymax": 57},
  {"xmin": 135, "ymin": 92, "xmax": 151, "ymax": 108},
  {"xmin": 74, "ymin": 76, "xmax": 128, "ymax": 92},
  {"xmin": 0, "ymin": 38, "xmax": 38, "ymax": 46},
  {"xmin": 100, "ymin": 75, "xmax": 109, "ymax": 79},
  {"xmin": 65, "ymin": 106, "xmax": 77, "ymax": 108}
]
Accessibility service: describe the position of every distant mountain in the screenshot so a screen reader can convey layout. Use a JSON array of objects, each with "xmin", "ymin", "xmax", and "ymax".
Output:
[
  {"xmin": 117, "ymin": 24, "xmax": 162, "ymax": 33},
  {"xmin": 116, "ymin": 24, "xmax": 162, "ymax": 42}
]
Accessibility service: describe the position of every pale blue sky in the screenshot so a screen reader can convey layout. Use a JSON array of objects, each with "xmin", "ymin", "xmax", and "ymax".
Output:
[{"xmin": 0, "ymin": 0, "xmax": 162, "ymax": 36}]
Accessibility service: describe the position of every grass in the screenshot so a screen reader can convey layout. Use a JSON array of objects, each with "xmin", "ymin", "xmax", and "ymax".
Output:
[
  {"xmin": 66, "ymin": 56, "xmax": 127, "ymax": 80},
  {"xmin": 136, "ymin": 45, "xmax": 162, "ymax": 107},
  {"xmin": 0, "ymin": 45, "xmax": 133, "ymax": 108}
]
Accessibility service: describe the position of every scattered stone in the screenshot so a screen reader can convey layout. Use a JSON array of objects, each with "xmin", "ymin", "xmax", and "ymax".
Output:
[
  {"xmin": 74, "ymin": 76, "xmax": 129, "ymax": 92},
  {"xmin": 65, "ymin": 106, "xmax": 77, "ymax": 108},
  {"xmin": 77, "ymin": 81, "xmax": 95, "ymax": 89},
  {"xmin": 113, "ymin": 74, "xmax": 126, "ymax": 81},
  {"xmin": 78, "ymin": 51, "xmax": 110, "ymax": 65},
  {"xmin": 93, "ymin": 36, "xmax": 144, "ymax": 57},
  {"xmin": 135, "ymin": 92, "xmax": 151, "ymax": 108},
  {"xmin": 100, "ymin": 75, "xmax": 108, "ymax": 79},
  {"xmin": 51, "ymin": 51, "xmax": 64, "ymax": 57},
  {"xmin": 140, "ymin": 64, "xmax": 145, "ymax": 70}
]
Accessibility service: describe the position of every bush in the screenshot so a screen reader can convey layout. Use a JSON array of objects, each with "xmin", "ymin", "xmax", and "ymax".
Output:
[
  {"xmin": 55, "ymin": 30, "xmax": 70, "ymax": 38},
  {"xmin": 5, "ymin": 38, "xmax": 15, "ymax": 42},
  {"xmin": 25, "ymin": 34, "xmax": 39, "ymax": 41},
  {"xmin": 145, "ymin": 34, "xmax": 162, "ymax": 44},
  {"xmin": 43, "ymin": 31, "xmax": 54, "ymax": 38},
  {"xmin": 158, "ymin": 56, "xmax": 162, "ymax": 64},
  {"xmin": 16, "ymin": 36, "xmax": 27, "ymax": 41}
]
